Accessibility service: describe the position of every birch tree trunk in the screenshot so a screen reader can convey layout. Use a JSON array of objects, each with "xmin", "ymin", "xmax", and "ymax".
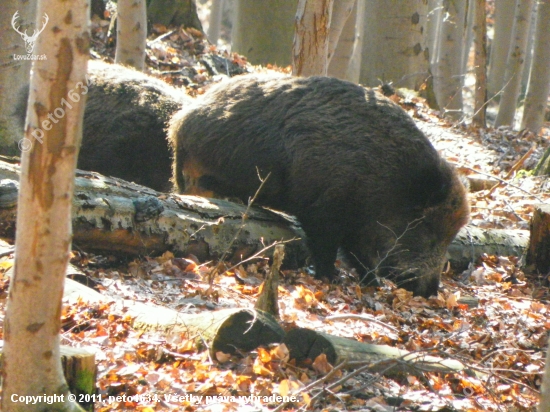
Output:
[
  {"xmin": 325, "ymin": 0, "xmax": 354, "ymax": 66},
  {"xmin": 472, "ymin": 0, "xmax": 487, "ymax": 127},
  {"xmin": 487, "ymin": 0, "xmax": 515, "ymax": 99},
  {"xmin": 292, "ymin": 0, "xmax": 334, "ymax": 77},
  {"xmin": 487, "ymin": 0, "xmax": 516, "ymax": 97},
  {"xmin": 328, "ymin": 0, "xmax": 365, "ymax": 82},
  {"xmin": 115, "ymin": 0, "xmax": 147, "ymax": 70},
  {"xmin": 427, "ymin": 0, "xmax": 442, "ymax": 67},
  {"xmin": 345, "ymin": 0, "xmax": 364, "ymax": 83},
  {"xmin": 1, "ymin": 0, "xmax": 89, "ymax": 409},
  {"xmin": 0, "ymin": 0, "xmax": 36, "ymax": 154},
  {"xmin": 360, "ymin": 0, "xmax": 429, "ymax": 90},
  {"xmin": 232, "ymin": 0, "xmax": 297, "ymax": 67},
  {"xmin": 432, "ymin": 0, "xmax": 467, "ymax": 119},
  {"xmin": 461, "ymin": 0, "xmax": 476, "ymax": 76},
  {"xmin": 208, "ymin": 0, "xmax": 224, "ymax": 44},
  {"xmin": 327, "ymin": 0, "xmax": 355, "ymax": 79},
  {"xmin": 520, "ymin": 3, "xmax": 538, "ymax": 97},
  {"xmin": 521, "ymin": 0, "xmax": 550, "ymax": 133},
  {"xmin": 494, "ymin": 0, "xmax": 534, "ymax": 127}
]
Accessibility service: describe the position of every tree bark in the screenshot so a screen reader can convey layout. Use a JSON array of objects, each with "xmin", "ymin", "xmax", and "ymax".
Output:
[
  {"xmin": 521, "ymin": 0, "xmax": 550, "ymax": 133},
  {"xmin": 134, "ymin": 307, "xmax": 285, "ymax": 358},
  {"xmin": 207, "ymin": 0, "xmax": 224, "ymax": 44},
  {"xmin": 0, "ymin": 0, "xmax": 36, "ymax": 155},
  {"xmin": 255, "ymin": 244, "xmax": 284, "ymax": 318},
  {"xmin": 472, "ymin": 0, "xmax": 487, "ymax": 127},
  {"xmin": 346, "ymin": 0, "xmax": 365, "ymax": 83},
  {"xmin": 526, "ymin": 204, "xmax": 550, "ymax": 275},
  {"xmin": 325, "ymin": 0, "xmax": 355, "ymax": 67},
  {"xmin": 232, "ymin": 0, "xmax": 297, "ymax": 67},
  {"xmin": 539, "ymin": 341, "xmax": 550, "ymax": 412},
  {"xmin": 328, "ymin": 0, "xmax": 365, "ymax": 83},
  {"xmin": 535, "ymin": 147, "xmax": 550, "ymax": 176},
  {"xmin": 427, "ymin": 0, "xmax": 442, "ymax": 68},
  {"xmin": 360, "ymin": 0, "xmax": 429, "ymax": 90},
  {"xmin": 461, "ymin": 0, "xmax": 476, "ymax": 76},
  {"xmin": 520, "ymin": 4, "xmax": 538, "ymax": 98},
  {"xmin": 448, "ymin": 226, "xmax": 529, "ymax": 271},
  {"xmin": 1, "ymin": 0, "xmax": 89, "ymax": 409},
  {"xmin": 284, "ymin": 328, "xmax": 481, "ymax": 377},
  {"xmin": 494, "ymin": 0, "xmax": 534, "ymax": 127},
  {"xmin": 0, "ymin": 161, "xmax": 309, "ymax": 268},
  {"xmin": 115, "ymin": 0, "xmax": 147, "ymax": 70},
  {"xmin": 147, "ymin": 0, "xmax": 203, "ymax": 30},
  {"xmin": 432, "ymin": 0, "xmax": 467, "ymax": 119},
  {"xmin": 292, "ymin": 0, "xmax": 334, "ymax": 76},
  {"xmin": 487, "ymin": 0, "xmax": 515, "ymax": 99}
]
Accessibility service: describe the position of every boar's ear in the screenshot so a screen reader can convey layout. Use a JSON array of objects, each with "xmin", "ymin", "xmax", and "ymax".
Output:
[{"xmin": 407, "ymin": 162, "xmax": 453, "ymax": 210}]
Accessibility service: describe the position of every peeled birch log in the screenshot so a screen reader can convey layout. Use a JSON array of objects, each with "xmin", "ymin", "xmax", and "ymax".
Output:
[{"xmin": 0, "ymin": 160, "xmax": 308, "ymax": 268}]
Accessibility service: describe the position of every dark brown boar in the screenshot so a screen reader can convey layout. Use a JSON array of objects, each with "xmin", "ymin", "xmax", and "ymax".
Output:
[
  {"xmin": 16, "ymin": 60, "xmax": 189, "ymax": 192},
  {"xmin": 169, "ymin": 74, "xmax": 469, "ymax": 297}
]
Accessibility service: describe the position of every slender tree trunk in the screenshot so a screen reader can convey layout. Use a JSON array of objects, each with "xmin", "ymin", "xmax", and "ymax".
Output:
[
  {"xmin": 432, "ymin": 0, "xmax": 467, "ymax": 119},
  {"xmin": 487, "ymin": 0, "xmax": 516, "ymax": 99},
  {"xmin": 326, "ymin": 0, "xmax": 355, "ymax": 66},
  {"xmin": 0, "ymin": 0, "xmax": 36, "ymax": 155},
  {"xmin": 540, "ymin": 341, "xmax": 550, "ymax": 412},
  {"xmin": 292, "ymin": 0, "xmax": 334, "ymax": 76},
  {"xmin": 345, "ymin": 0, "xmax": 365, "ymax": 83},
  {"xmin": 461, "ymin": 0, "xmax": 476, "ymax": 76},
  {"xmin": 147, "ymin": 0, "xmax": 203, "ymax": 30},
  {"xmin": 208, "ymin": 0, "xmax": 224, "ymax": 44},
  {"xmin": 521, "ymin": 0, "xmax": 550, "ymax": 133},
  {"xmin": 327, "ymin": 0, "xmax": 356, "ymax": 79},
  {"xmin": 427, "ymin": 0, "xmax": 442, "ymax": 67},
  {"xmin": 232, "ymin": 0, "xmax": 297, "ymax": 67},
  {"xmin": 1, "ymin": 0, "xmax": 89, "ymax": 409},
  {"xmin": 494, "ymin": 0, "xmax": 534, "ymax": 127},
  {"xmin": 115, "ymin": 0, "xmax": 147, "ymax": 70},
  {"xmin": 360, "ymin": 0, "xmax": 429, "ymax": 90},
  {"xmin": 520, "ymin": 3, "xmax": 538, "ymax": 97},
  {"xmin": 472, "ymin": 0, "xmax": 487, "ymax": 127}
]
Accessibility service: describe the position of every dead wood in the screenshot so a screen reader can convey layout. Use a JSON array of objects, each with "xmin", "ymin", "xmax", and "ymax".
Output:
[
  {"xmin": 526, "ymin": 204, "xmax": 550, "ymax": 274},
  {"xmin": 255, "ymin": 244, "xmax": 284, "ymax": 317},
  {"xmin": 64, "ymin": 275, "xmax": 284, "ymax": 359},
  {"xmin": 283, "ymin": 327, "xmax": 481, "ymax": 377},
  {"xmin": 448, "ymin": 226, "xmax": 529, "ymax": 270},
  {"xmin": 0, "ymin": 160, "xmax": 308, "ymax": 268}
]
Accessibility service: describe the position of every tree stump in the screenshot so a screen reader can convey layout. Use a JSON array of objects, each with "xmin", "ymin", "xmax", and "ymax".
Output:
[{"xmin": 526, "ymin": 204, "xmax": 550, "ymax": 274}]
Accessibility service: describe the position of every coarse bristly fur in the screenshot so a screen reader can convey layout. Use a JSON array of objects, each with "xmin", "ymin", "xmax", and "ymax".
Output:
[
  {"xmin": 15, "ymin": 60, "xmax": 190, "ymax": 192},
  {"xmin": 169, "ymin": 74, "xmax": 470, "ymax": 297}
]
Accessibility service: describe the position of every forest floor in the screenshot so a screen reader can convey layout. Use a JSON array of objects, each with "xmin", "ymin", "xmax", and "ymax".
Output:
[{"xmin": 1, "ymin": 6, "xmax": 550, "ymax": 412}]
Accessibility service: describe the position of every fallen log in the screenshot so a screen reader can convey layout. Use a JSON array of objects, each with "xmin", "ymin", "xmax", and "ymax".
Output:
[
  {"xmin": 66, "ymin": 269, "xmax": 481, "ymax": 378},
  {"xmin": 0, "ymin": 160, "xmax": 308, "ymax": 268},
  {"xmin": 64, "ymin": 275, "xmax": 284, "ymax": 359},
  {"xmin": 447, "ymin": 226, "xmax": 529, "ymax": 270},
  {"xmin": 65, "ymin": 275, "xmax": 478, "ymax": 377},
  {"xmin": 283, "ymin": 327, "xmax": 482, "ymax": 377},
  {"xmin": 0, "ymin": 160, "xmax": 529, "ymax": 272}
]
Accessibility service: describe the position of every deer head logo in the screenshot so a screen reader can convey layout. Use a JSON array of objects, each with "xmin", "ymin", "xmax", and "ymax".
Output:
[{"xmin": 12, "ymin": 11, "xmax": 49, "ymax": 54}]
